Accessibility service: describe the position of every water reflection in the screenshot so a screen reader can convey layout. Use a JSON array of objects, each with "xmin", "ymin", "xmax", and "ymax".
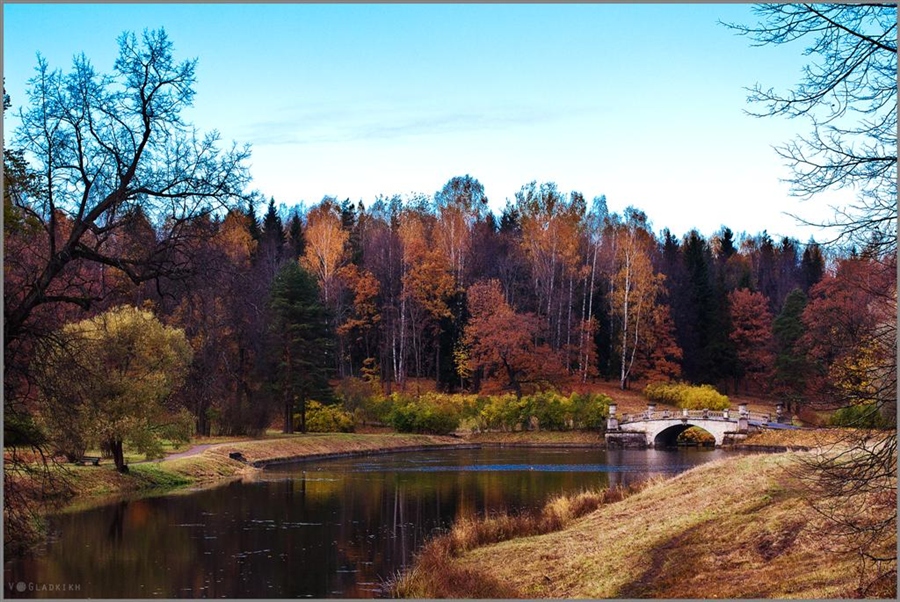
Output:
[{"xmin": 4, "ymin": 447, "xmax": 727, "ymax": 598}]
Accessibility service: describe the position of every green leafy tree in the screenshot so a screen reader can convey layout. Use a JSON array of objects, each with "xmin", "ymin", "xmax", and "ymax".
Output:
[
  {"xmin": 35, "ymin": 306, "xmax": 193, "ymax": 472},
  {"xmin": 269, "ymin": 262, "xmax": 334, "ymax": 433},
  {"xmin": 3, "ymin": 29, "xmax": 250, "ymax": 509}
]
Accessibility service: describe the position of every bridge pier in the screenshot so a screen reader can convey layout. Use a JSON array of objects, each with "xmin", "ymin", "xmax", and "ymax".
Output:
[{"xmin": 605, "ymin": 431, "xmax": 650, "ymax": 449}]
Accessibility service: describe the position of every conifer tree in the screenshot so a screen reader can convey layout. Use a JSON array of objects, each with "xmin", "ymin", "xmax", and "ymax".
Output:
[
  {"xmin": 800, "ymin": 241, "xmax": 825, "ymax": 292},
  {"xmin": 772, "ymin": 287, "xmax": 810, "ymax": 412},
  {"xmin": 286, "ymin": 210, "xmax": 305, "ymax": 260},
  {"xmin": 269, "ymin": 262, "xmax": 334, "ymax": 433},
  {"xmin": 262, "ymin": 197, "xmax": 286, "ymax": 248},
  {"xmin": 245, "ymin": 201, "xmax": 262, "ymax": 243}
]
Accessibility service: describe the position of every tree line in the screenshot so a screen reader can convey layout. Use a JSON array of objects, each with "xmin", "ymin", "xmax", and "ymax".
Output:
[{"xmin": 8, "ymin": 164, "xmax": 895, "ymax": 440}]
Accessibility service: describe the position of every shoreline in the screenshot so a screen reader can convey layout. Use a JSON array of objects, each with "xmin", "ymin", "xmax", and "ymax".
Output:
[{"xmin": 19, "ymin": 430, "xmax": 828, "ymax": 517}]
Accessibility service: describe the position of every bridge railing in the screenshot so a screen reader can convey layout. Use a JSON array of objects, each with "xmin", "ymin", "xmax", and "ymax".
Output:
[
  {"xmin": 618, "ymin": 410, "xmax": 775, "ymax": 425},
  {"xmin": 616, "ymin": 407, "xmax": 778, "ymax": 426},
  {"xmin": 619, "ymin": 409, "xmax": 743, "ymax": 424}
]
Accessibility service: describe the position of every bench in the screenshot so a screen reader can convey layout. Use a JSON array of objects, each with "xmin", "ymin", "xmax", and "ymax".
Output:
[{"xmin": 75, "ymin": 456, "xmax": 101, "ymax": 466}]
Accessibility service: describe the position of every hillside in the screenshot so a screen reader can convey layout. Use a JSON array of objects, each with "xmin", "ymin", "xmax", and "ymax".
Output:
[{"xmin": 396, "ymin": 450, "xmax": 896, "ymax": 598}]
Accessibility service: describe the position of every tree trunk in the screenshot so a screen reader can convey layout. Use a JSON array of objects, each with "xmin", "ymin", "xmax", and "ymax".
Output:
[
  {"xmin": 284, "ymin": 394, "xmax": 294, "ymax": 434},
  {"xmin": 196, "ymin": 410, "xmax": 210, "ymax": 437},
  {"xmin": 283, "ymin": 344, "xmax": 294, "ymax": 434},
  {"xmin": 584, "ymin": 242, "xmax": 598, "ymax": 381},
  {"xmin": 502, "ymin": 356, "xmax": 523, "ymax": 399},
  {"xmin": 566, "ymin": 274, "xmax": 574, "ymax": 372},
  {"xmin": 299, "ymin": 398, "xmax": 307, "ymax": 433},
  {"xmin": 620, "ymin": 250, "xmax": 631, "ymax": 390},
  {"xmin": 109, "ymin": 438, "xmax": 127, "ymax": 473},
  {"xmin": 399, "ymin": 291, "xmax": 407, "ymax": 386}
]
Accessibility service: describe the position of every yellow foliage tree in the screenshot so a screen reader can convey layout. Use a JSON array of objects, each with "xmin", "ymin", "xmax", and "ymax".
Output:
[
  {"xmin": 35, "ymin": 305, "xmax": 193, "ymax": 472},
  {"xmin": 301, "ymin": 200, "xmax": 348, "ymax": 305}
]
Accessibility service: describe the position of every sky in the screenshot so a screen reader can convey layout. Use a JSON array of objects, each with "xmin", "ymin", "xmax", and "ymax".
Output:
[{"xmin": 3, "ymin": 3, "xmax": 851, "ymax": 242}]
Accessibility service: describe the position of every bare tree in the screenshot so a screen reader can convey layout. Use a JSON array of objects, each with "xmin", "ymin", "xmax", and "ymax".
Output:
[
  {"xmin": 727, "ymin": 5, "xmax": 896, "ymax": 595},
  {"xmin": 5, "ymin": 28, "xmax": 251, "ymax": 347},
  {"xmin": 724, "ymin": 4, "xmax": 897, "ymax": 254},
  {"xmin": 4, "ymin": 28, "xmax": 250, "ymax": 553}
]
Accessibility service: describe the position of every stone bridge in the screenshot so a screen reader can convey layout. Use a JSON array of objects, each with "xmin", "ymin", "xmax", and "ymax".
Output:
[{"xmin": 605, "ymin": 402, "xmax": 782, "ymax": 448}]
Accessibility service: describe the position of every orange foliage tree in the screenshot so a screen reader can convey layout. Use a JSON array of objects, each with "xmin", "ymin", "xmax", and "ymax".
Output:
[
  {"xmin": 801, "ymin": 254, "xmax": 896, "ymax": 417},
  {"xmin": 728, "ymin": 288, "xmax": 775, "ymax": 394},
  {"xmin": 398, "ymin": 205, "xmax": 456, "ymax": 379},
  {"xmin": 607, "ymin": 209, "xmax": 669, "ymax": 389},
  {"xmin": 301, "ymin": 200, "xmax": 349, "ymax": 306},
  {"xmin": 461, "ymin": 279, "xmax": 562, "ymax": 397}
]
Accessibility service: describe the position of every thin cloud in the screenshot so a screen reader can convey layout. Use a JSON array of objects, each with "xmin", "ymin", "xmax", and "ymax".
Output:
[{"xmin": 244, "ymin": 103, "xmax": 589, "ymax": 146}]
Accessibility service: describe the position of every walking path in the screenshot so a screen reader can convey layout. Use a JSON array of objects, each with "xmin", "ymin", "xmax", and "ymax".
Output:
[
  {"xmin": 135, "ymin": 441, "xmax": 246, "ymax": 464},
  {"xmin": 163, "ymin": 443, "xmax": 218, "ymax": 461}
]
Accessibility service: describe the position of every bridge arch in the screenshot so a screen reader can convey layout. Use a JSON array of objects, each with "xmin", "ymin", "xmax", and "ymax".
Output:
[
  {"xmin": 652, "ymin": 423, "xmax": 715, "ymax": 447},
  {"xmin": 644, "ymin": 420, "xmax": 728, "ymax": 446}
]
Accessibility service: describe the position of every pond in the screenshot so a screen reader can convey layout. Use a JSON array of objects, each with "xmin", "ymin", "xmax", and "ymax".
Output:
[{"xmin": 4, "ymin": 446, "xmax": 733, "ymax": 598}]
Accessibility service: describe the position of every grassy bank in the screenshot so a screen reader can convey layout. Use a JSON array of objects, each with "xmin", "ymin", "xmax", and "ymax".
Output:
[
  {"xmin": 741, "ymin": 426, "xmax": 873, "ymax": 449},
  {"xmin": 395, "ymin": 450, "xmax": 897, "ymax": 598},
  {"xmin": 22, "ymin": 433, "xmax": 464, "ymax": 511}
]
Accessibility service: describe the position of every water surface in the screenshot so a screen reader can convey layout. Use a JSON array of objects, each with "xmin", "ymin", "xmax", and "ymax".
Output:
[{"xmin": 4, "ymin": 446, "xmax": 730, "ymax": 598}]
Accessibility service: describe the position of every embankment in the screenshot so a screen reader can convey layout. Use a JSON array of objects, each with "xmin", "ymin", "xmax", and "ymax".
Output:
[
  {"xmin": 395, "ymin": 449, "xmax": 896, "ymax": 599},
  {"xmin": 45, "ymin": 427, "xmax": 859, "ymax": 508},
  {"xmin": 55, "ymin": 433, "xmax": 464, "ymax": 507}
]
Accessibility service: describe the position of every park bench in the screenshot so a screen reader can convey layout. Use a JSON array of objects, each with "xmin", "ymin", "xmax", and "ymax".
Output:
[{"xmin": 75, "ymin": 456, "xmax": 101, "ymax": 466}]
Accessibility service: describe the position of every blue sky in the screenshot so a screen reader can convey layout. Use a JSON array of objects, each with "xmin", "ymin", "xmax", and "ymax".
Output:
[{"xmin": 3, "ymin": 3, "xmax": 847, "ymax": 241}]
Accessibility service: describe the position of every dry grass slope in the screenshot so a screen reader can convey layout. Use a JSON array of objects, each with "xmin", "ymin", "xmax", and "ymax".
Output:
[{"xmin": 397, "ymin": 451, "xmax": 897, "ymax": 599}]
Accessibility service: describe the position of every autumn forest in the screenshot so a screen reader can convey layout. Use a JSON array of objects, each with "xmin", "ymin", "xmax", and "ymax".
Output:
[{"xmin": 7, "ymin": 162, "xmax": 896, "ymax": 441}]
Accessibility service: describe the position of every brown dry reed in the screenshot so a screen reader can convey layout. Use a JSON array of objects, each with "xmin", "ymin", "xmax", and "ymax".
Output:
[{"xmin": 390, "ymin": 479, "xmax": 657, "ymax": 598}]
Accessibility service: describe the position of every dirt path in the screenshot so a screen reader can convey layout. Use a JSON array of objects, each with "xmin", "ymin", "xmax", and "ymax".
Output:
[
  {"xmin": 130, "ymin": 441, "xmax": 253, "ymax": 465},
  {"xmin": 163, "ymin": 443, "xmax": 217, "ymax": 461}
]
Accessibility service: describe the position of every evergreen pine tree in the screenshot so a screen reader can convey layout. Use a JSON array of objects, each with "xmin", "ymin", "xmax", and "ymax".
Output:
[
  {"xmin": 772, "ymin": 287, "xmax": 810, "ymax": 413},
  {"xmin": 269, "ymin": 262, "xmax": 334, "ymax": 433},
  {"xmin": 287, "ymin": 210, "xmax": 305, "ymax": 260},
  {"xmin": 800, "ymin": 240, "xmax": 825, "ymax": 292},
  {"xmin": 245, "ymin": 200, "xmax": 262, "ymax": 242},
  {"xmin": 262, "ymin": 197, "xmax": 285, "ymax": 246},
  {"xmin": 680, "ymin": 230, "xmax": 735, "ymax": 386}
]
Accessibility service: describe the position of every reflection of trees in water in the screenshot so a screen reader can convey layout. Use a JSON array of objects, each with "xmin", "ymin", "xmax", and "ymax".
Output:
[
  {"xmin": 23, "ymin": 497, "xmax": 197, "ymax": 597},
  {"xmin": 7, "ymin": 449, "xmax": 723, "ymax": 597}
]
